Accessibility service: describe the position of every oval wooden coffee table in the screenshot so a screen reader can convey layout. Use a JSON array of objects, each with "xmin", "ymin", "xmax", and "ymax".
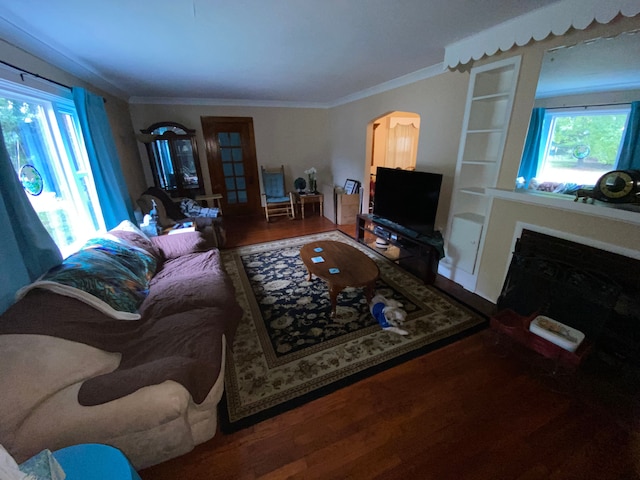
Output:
[{"xmin": 300, "ymin": 240, "xmax": 380, "ymax": 317}]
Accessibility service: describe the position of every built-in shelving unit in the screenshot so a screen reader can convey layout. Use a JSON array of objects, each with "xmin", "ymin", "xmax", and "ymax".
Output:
[{"xmin": 441, "ymin": 56, "xmax": 521, "ymax": 291}]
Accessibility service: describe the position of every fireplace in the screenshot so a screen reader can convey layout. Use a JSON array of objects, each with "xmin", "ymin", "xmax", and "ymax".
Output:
[{"xmin": 497, "ymin": 229, "xmax": 640, "ymax": 366}]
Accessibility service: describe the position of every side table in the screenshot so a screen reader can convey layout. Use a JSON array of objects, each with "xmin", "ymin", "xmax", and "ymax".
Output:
[
  {"xmin": 162, "ymin": 221, "xmax": 197, "ymax": 235},
  {"xmin": 195, "ymin": 193, "xmax": 223, "ymax": 214},
  {"xmin": 293, "ymin": 192, "xmax": 324, "ymax": 219}
]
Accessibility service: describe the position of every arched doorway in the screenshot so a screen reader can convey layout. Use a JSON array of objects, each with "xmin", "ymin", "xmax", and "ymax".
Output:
[{"xmin": 366, "ymin": 111, "xmax": 421, "ymax": 212}]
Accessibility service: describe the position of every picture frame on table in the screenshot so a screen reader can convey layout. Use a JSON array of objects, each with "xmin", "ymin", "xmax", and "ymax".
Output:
[{"xmin": 343, "ymin": 179, "xmax": 360, "ymax": 195}]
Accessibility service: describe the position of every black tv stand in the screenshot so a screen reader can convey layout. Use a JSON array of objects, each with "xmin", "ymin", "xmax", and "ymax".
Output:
[{"xmin": 356, "ymin": 214, "xmax": 443, "ymax": 284}]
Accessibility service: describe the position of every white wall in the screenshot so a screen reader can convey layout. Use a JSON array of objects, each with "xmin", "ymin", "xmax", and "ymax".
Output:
[
  {"xmin": 327, "ymin": 72, "xmax": 469, "ymax": 232},
  {"xmin": 128, "ymin": 103, "xmax": 330, "ymax": 203},
  {"xmin": 128, "ymin": 73, "xmax": 468, "ymax": 227}
]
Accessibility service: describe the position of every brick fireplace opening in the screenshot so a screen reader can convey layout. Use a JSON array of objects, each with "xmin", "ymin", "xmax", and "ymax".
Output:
[
  {"xmin": 497, "ymin": 228, "xmax": 640, "ymax": 367},
  {"xmin": 495, "ymin": 228, "xmax": 640, "ymax": 428}
]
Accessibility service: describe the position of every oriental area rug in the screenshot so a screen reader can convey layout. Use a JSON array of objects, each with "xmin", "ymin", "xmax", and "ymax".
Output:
[{"xmin": 219, "ymin": 231, "xmax": 486, "ymax": 432}]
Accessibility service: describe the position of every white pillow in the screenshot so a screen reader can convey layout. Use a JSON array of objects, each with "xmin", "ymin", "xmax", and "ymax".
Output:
[
  {"xmin": 111, "ymin": 219, "xmax": 152, "ymax": 241},
  {"xmin": 0, "ymin": 444, "xmax": 29, "ymax": 480}
]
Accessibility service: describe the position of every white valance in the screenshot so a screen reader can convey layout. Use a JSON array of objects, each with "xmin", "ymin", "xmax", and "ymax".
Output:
[
  {"xmin": 444, "ymin": 0, "xmax": 640, "ymax": 68},
  {"xmin": 389, "ymin": 118, "xmax": 420, "ymax": 129}
]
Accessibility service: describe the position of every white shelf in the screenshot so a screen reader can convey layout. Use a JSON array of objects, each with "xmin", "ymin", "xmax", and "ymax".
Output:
[
  {"xmin": 488, "ymin": 188, "xmax": 640, "ymax": 226},
  {"xmin": 461, "ymin": 159, "xmax": 497, "ymax": 165},
  {"xmin": 459, "ymin": 187, "xmax": 486, "ymax": 196},
  {"xmin": 473, "ymin": 61, "xmax": 518, "ymax": 97},
  {"xmin": 471, "ymin": 92, "xmax": 510, "ymax": 102},
  {"xmin": 453, "ymin": 212, "xmax": 485, "ymax": 225},
  {"xmin": 444, "ymin": 55, "xmax": 521, "ymax": 293},
  {"xmin": 466, "ymin": 128, "xmax": 504, "ymax": 134}
]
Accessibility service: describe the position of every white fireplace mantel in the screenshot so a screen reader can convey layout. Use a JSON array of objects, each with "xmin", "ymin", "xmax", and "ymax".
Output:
[{"xmin": 488, "ymin": 188, "xmax": 640, "ymax": 226}]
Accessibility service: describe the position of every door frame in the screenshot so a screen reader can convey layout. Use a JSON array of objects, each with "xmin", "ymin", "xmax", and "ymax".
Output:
[{"xmin": 201, "ymin": 116, "xmax": 262, "ymax": 216}]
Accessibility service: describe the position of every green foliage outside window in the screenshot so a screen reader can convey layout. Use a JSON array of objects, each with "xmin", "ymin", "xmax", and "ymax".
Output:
[
  {"xmin": 548, "ymin": 114, "xmax": 628, "ymax": 168},
  {"xmin": 0, "ymin": 98, "xmax": 39, "ymax": 169}
]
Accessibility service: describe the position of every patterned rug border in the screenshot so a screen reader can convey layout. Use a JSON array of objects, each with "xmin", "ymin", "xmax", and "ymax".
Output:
[
  {"xmin": 225, "ymin": 232, "xmax": 442, "ymax": 367},
  {"xmin": 219, "ymin": 231, "xmax": 488, "ymax": 432}
]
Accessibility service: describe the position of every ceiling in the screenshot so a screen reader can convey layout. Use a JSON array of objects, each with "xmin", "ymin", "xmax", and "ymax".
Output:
[{"xmin": 0, "ymin": 0, "xmax": 564, "ymax": 106}]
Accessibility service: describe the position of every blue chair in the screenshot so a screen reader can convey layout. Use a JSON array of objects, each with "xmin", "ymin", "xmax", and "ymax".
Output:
[{"xmin": 261, "ymin": 165, "xmax": 295, "ymax": 222}]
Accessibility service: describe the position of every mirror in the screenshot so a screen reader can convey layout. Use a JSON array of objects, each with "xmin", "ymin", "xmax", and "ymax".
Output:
[
  {"xmin": 535, "ymin": 30, "xmax": 640, "ymax": 104},
  {"xmin": 518, "ymin": 31, "xmax": 640, "ymax": 193}
]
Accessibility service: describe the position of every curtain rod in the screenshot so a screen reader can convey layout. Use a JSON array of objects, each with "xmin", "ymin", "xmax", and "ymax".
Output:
[
  {"xmin": 543, "ymin": 101, "xmax": 633, "ymax": 110},
  {"xmin": 0, "ymin": 59, "xmax": 72, "ymax": 91},
  {"xmin": 0, "ymin": 59, "xmax": 107, "ymax": 103}
]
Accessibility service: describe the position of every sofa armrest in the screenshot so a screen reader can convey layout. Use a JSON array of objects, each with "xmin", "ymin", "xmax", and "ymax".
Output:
[{"xmin": 151, "ymin": 232, "xmax": 213, "ymax": 260}]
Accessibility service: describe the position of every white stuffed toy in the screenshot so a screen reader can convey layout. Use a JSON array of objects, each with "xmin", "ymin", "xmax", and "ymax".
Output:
[{"xmin": 369, "ymin": 293, "xmax": 409, "ymax": 335}]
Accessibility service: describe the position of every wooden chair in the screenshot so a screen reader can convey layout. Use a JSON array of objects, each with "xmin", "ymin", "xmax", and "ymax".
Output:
[{"xmin": 261, "ymin": 165, "xmax": 295, "ymax": 222}]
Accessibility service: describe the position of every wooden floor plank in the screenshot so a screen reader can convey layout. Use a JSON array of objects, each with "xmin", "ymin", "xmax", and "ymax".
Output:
[{"xmin": 139, "ymin": 215, "xmax": 639, "ymax": 480}]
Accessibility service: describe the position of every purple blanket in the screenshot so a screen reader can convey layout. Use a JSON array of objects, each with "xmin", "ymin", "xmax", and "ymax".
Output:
[{"xmin": 0, "ymin": 249, "xmax": 242, "ymax": 406}]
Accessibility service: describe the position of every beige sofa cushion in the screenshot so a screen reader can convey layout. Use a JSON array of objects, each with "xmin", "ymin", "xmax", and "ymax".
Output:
[
  {"xmin": 0, "ymin": 335, "xmax": 120, "ymax": 448},
  {"xmin": 11, "ymin": 379, "xmax": 192, "ymax": 463},
  {"xmin": 11, "ymin": 345, "xmax": 227, "ymax": 468}
]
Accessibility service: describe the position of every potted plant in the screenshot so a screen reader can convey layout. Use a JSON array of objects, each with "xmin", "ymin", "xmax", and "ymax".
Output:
[
  {"xmin": 304, "ymin": 167, "xmax": 317, "ymax": 193},
  {"xmin": 294, "ymin": 177, "xmax": 306, "ymax": 193}
]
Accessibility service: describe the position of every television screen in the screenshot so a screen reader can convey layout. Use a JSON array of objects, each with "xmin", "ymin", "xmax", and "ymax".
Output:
[{"xmin": 372, "ymin": 167, "xmax": 443, "ymax": 235}]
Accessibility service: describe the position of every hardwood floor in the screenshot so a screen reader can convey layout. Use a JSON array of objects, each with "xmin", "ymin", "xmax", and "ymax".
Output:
[{"xmin": 140, "ymin": 215, "xmax": 639, "ymax": 480}]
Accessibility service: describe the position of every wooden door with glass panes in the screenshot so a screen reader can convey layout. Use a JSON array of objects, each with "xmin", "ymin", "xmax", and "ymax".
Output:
[{"xmin": 201, "ymin": 116, "xmax": 261, "ymax": 216}]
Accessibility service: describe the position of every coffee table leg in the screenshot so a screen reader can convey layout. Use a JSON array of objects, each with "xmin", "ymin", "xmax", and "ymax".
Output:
[{"xmin": 329, "ymin": 285, "xmax": 340, "ymax": 317}]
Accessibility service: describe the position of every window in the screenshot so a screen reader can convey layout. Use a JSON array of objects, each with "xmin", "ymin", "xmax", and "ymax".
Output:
[
  {"xmin": 534, "ymin": 106, "xmax": 630, "ymax": 186},
  {"xmin": 0, "ymin": 79, "xmax": 104, "ymax": 258}
]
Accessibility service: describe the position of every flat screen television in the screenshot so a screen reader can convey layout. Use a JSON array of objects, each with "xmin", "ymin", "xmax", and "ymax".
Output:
[{"xmin": 372, "ymin": 167, "xmax": 443, "ymax": 235}]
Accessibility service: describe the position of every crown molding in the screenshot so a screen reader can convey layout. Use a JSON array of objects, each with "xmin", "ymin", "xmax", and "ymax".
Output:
[
  {"xmin": 326, "ymin": 63, "xmax": 446, "ymax": 108},
  {"xmin": 129, "ymin": 63, "xmax": 447, "ymax": 109},
  {"xmin": 127, "ymin": 96, "xmax": 327, "ymax": 108},
  {"xmin": 444, "ymin": 0, "xmax": 640, "ymax": 68},
  {"xmin": 0, "ymin": 16, "xmax": 128, "ymax": 100}
]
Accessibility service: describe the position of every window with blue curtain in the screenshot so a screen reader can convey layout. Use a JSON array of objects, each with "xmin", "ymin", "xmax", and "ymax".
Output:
[
  {"xmin": 517, "ymin": 104, "xmax": 635, "ymax": 191},
  {"xmin": 517, "ymin": 108, "xmax": 546, "ymax": 188},
  {"xmin": 0, "ymin": 78, "xmax": 105, "ymax": 258},
  {"xmin": 0, "ymin": 75, "xmax": 136, "ymax": 315},
  {"xmin": 72, "ymin": 87, "xmax": 135, "ymax": 230},
  {"xmin": 617, "ymin": 101, "xmax": 640, "ymax": 170},
  {"xmin": 0, "ymin": 120, "xmax": 62, "ymax": 315}
]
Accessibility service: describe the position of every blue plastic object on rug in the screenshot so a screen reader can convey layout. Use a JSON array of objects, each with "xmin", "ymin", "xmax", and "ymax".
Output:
[{"xmin": 53, "ymin": 444, "xmax": 141, "ymax": 480}]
